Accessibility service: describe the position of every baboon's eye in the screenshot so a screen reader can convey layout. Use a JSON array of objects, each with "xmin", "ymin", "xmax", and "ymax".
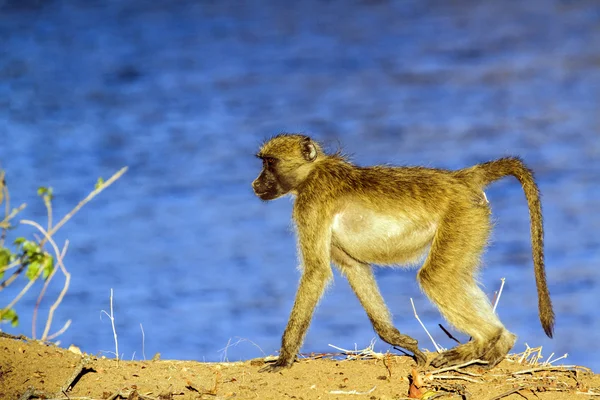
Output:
[{"xmin": 264, "ymin": 157, "xmax": 276, "ymax": 168}]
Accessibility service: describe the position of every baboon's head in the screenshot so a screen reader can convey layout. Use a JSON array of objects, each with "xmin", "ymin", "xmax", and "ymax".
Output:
[{"xmin": 252, "ymin": 134, "xmax": 322, "ymax": 201}]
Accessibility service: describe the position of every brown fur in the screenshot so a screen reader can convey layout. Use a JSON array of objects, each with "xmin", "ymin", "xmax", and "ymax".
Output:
[{"xmin": 253, "ymin": 134, "xmax": 554, "ymax": 372}]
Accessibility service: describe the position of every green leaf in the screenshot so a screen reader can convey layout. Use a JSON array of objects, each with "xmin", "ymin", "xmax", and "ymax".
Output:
[
  {"xmin": 0, "ymin": 248, "xmax": 10, "ymax": 280},
  {"xmin": 25, "ymin": 261, "xmax": 40, "ymax": 280},
  {"xmin": 42, "ymin": 255, "xmax": 54, "ymax": 280},
  {"xmin": 13, "ymin": 237, "xmax": 25, "ymax": 246},
  {"xmin": 95, "ymin": 177, "xmax": 105, "ymax": 190},
  {"xmin": 0, "ymin": 248, "xmax": 10, "ymax": 267},
  {"xmin": 0, "ymin": 308, "xmax": 19, "ymax": 327},
  {"xmin": 22, "ymin": 240, "xmax": 40, "ymax": 256},
  {"xmin": 38, "ymin": 186, "xmax": 54, "ymax": 201}
]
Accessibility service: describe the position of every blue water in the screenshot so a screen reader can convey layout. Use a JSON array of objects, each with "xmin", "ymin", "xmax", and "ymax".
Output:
[{"xmin": 1, "ymin": 0, "xmax": 599, "ymax": 371}]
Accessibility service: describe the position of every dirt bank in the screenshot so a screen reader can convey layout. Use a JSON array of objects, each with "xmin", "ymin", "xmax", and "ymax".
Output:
[{"xmin": 1, "ymin": 335, "xmax": 598, "ymax": 400}]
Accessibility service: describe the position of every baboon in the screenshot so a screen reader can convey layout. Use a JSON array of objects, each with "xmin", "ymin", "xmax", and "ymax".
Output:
[{"xmin": 252, "ymin": 134, "xmax": 554, "ymax": 372}]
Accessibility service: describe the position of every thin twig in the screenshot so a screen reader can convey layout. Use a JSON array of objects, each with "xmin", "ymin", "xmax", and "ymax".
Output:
[
  {"xmin": 328, "ymin": 338, "xmax": 384, "ymax": 360},
  {"xmin": 438, "ymin": 324, "xmax": 461, "ymax": 344},
  {"xmin": 429, "ymin": 375, "xmax": 482, "ymax": 383},
  {"xmin": 101, "ymin": 288, "xmax": 119, "ymax": 362},
  {"xmin": 59, "ymin": 356, "xmax": 90, "ymax": 393},
  {"xmin": 576, "ymin": 390, "xmax": 600, "ymax": 396},
  {"xmin": 430, "ymin": 359, "xmax": 488, "ymax": 374},
  {"xmin": 32, "ymin": 258, "xmax": 58, "ymax": 339},
  {"xmin": 513, "ymin": 365, "xmax": 590, "ymax": 375},
  {"xmin": 140, "ymin": 323, "xmax": 146, "ymax": 361},
  {"xmin": 218, "ymin": 336, "xmax": 267, "ymax": 362},
  {"xmin": 46, "ymin": 319, "xmax": 72, "ymax": 341},
  {"xmin": 492, "ymin": 278, "xmax": 505, "ymax": 313},
  {"xmin": 330, "ymin": 386, "xmax": 376, "ymax": 395},
  {"xmin": 544, "ymin": 353, "xmax": 568, "ymax": 366},
  {"xmin": 31, "ymin": 194, "xmax": 59, "ymax": 337},
  {"xmin": 44, "ymin": 167, "xmax": 128, "ymax": 242},
  {"xmin": 42, "ymin": 239, "xmax": 70, "ymax": 341},
  {"xmin": 487, "ymin": 386, "xmax": 526, "ymax": 400},
  {"xmin": 410, "ymin": 298, "xmax": 443, "ymax": 353},
  {"xmin": 4, "ymin": 263, "xmax": 44, "ymax": 310},
  {"xmin": 33, "ymin": 398, "xmax": 99, "ymax": 400}
]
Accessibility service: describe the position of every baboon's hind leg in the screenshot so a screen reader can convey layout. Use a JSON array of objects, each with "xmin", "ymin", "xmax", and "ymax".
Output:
[
  {"xmin": 331, "ymin": 245, "xmax": 427, "ymax": 366},
  {"xmin": 418, "ymin": 207, "xmax": 516, "ymax": 368}
]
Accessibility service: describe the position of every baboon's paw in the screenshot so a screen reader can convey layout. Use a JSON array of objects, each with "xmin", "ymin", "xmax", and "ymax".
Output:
[
  {"xmin": 478, "ymin": 348, "xmax": 507, "ymax": 369},
  {"xmin": 258, "ymin": 356, "xmax": 295, "ymax": 373},
  {"xmin": 478, "ymin": 332, "xmax": 516, "ymax": 369},
  {"xmin": 430, "ymin": 344, "xmax": 481, "ymax": 368},
  {"xmin": 411, "ymin": 348, "xmax": 427, "ymax": 366}
]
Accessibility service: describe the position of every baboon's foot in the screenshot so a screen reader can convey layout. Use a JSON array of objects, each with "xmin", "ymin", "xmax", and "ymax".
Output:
[
  {"xmin": 431, "ymin": 330, "xmax": 516, "ymax": 369},
  {"xmin": 479, "ymin": 331, "xmax": 517, "ymax": 369},
  {"xmin": 259, "ymin": 352, "xmax": 297, "ymax": 373},
  {"xmin": 430, "ymin": 341, "xmax": 484, "ymax": 368},
  {"xmin": 377, "ymin": 325, "xmax": 427, "ymax": 366}
]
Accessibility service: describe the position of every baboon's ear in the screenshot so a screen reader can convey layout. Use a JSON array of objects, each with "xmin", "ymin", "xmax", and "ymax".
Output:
[{"xmin": 301, "ymin": 137, "xmax": 318, "ymax": 162}]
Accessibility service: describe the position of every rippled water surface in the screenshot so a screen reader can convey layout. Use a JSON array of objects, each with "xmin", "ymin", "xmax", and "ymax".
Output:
[{"xmin": 1, "ymin": 0, "xmax": 599, "ymax": 371}]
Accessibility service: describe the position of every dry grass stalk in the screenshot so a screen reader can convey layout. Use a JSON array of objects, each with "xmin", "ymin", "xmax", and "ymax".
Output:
[
  {"xmin": 329, "ymin": 386, "xmax": 376, "ymax": 395},
  {"xmin": 100, "ymin": 288, "xmax": 119, "ymax": 362},
  {"xmin": 410, "ymin": 297, "xmax": 444, "ymax": 353},
  {"xmin": 328, "ymin": 338, "xmax": 385, "ymax": 360}
]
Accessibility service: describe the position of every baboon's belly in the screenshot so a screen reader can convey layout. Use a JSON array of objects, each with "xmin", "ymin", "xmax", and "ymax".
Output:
[{"xmin": 331, "ymin": 205, "xmax": 437, "ymax": 266}]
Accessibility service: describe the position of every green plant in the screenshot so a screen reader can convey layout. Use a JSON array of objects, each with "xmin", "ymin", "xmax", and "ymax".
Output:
[{"xmin": 0, "ymin": 167, "xmax": 127, "ymax": 340}]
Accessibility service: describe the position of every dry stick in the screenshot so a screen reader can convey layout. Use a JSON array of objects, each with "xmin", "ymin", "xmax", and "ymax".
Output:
[
  {"xmin": 59, "ymin": 356, "xmax": 90, "ymax": 393},
  {"xmin": 430, "ymin": 359, "xmax": 488, "ymax": 375},
  {"xmin": 329, "ymin": 386, "xmax": 376, "ymax": 395},
  {"xmin": 545, "ymin": 353, "xmax": 568, "ymax": 365},
  {"xmin": 410, "ymin": 297, "xmax": 443, "ymax": 353},
  {"xmin": 1, "ymin": 173, "xmax": 11, "ymax": 246},
  {"xmin": 140, "ymin": 323, "xmax": 146, "ymax": 361},
  {"xmin": 492, "ymin": 278, "xmax": 505, "ymax": 313},
  {"xmin": 220, "ymin": 337, "xmax": 232, "ymax": 362},
  {"xmin": 328, "ymin": 339, "xmax": 383, "ymax": 360},
  {"xmin": 21, "ymin": 220, "xmax": 72, "ymax": 341},
  {"xmin": 4, "ymin": 264, "xmax": 45, "ymax": 310},
  {"xmin": 487, "ymin": 386, "xmax": 527, "ymax": 400},
  {"xmin": 576, "ymin": 390, "xmax": 600, "ymax": 396},
  {"xmin": 42, "ymin": 240, "xmax": 70, "ymax": 341},
  {"xmin": 31, "ymin": 236, "xmax": 68, "ymax": 339},
  {"xmin": 101, "ymin": 288, "xmax": 119, "ymax": 362},
  {"xmin": 45, "ymin": 167, "xmax": 128, "ymax": 241},
  {"xmin": 31, "ymin": 196, "xmax": 58, "ymax": 338},
  {"xmin": 0, "ymin": 254, "xmax": 25, "ymax": 274},
  {"xmin": 31, "ymin": 260, "xmax": 58, "ymax": 339},
  {"xmin": 438, "ymin": 324, "xmax": 461, "ymax": 344},
  {"xmin": 46, "ymin": 319, "xmax": 71, "ymax": 341},
  {"xmin": 431, "ymin": 375, "xmax": 482, "ymax": 383},
  {"xmin": 33, "ymin": 398, "xmax": 97, "ymax": 400},
  {"xmin": 513, "ymin": 365, "xmax": 589, "ymax": 375}
]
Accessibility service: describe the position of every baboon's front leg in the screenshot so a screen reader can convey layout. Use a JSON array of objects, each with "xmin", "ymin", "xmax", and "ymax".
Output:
[
  {"xmin": 332, "ymin": 246, "xmax": 427, "ymax": 366},
  {"xmin": 260, "ymin": 268, "xmax": 332, "ymax": 373}
]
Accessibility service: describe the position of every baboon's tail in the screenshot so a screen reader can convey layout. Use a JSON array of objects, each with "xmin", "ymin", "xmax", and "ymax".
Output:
[{"xmin": 457, "ymin": 157, "xmax": 555, "ymax": 338}]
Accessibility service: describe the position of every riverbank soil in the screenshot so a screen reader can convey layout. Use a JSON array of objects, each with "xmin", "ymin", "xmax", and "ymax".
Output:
[{"xmin": 1, "ymin": 335, "xmax": 598, "ymax": 399}]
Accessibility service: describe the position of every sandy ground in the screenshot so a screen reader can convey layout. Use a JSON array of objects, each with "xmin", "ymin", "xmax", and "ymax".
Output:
[{"xmin": 1, "ymin": 335, "xmax": 598, "ymax": 400}]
